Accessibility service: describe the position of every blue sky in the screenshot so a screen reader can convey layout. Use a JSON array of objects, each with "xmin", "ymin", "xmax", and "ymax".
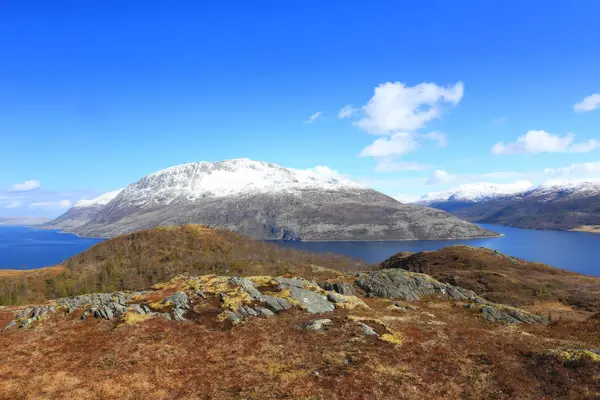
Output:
[{"xmin": 1, "ymin": 1, "xmax": 600, "ymax": 216}]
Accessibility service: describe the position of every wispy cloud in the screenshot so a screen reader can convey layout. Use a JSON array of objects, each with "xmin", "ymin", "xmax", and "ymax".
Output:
[
  {"xmin": 9, "ymin": 180, "xmax": 41, "ymax": 192},
  {"xmin": 304, "ymin": 111, "xmax": 323, "ymax": 124},
  {"xmin": 425, "ymin": 160, "xmax": 600, "ymax": 187},
  {"xmin": 492, "ymin": 130, "xmax": 599, "ymax": 155},
  {"xmin": 574, "ymin": 93, "xmax": 600, "ymax": 112},
  {"xmin": 358, "ymin": 132, "xmax": 419, "ymax": 157},
  {"xmin": 424, "ymin": 131, "xmax": 448, "ymax": 148},
  {"xmin": 374, "ymin": 158, "xmax": 430, "ymax": 172},
  {"xmin": 29, "ymin": 199, "xmax": 72, "ymax": 209},
  {"xmin": 5, "ymin": 201, "xmax": 21, "ymax": 209},
  {"xmin": 337, "ymin": 105, "xmax": 358, "ymax": 119},
  {"xmin": 426, "ymin": 170, "xmax": 457, "ymax": 185}
]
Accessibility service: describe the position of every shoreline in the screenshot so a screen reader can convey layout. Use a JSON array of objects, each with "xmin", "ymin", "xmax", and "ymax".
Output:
[{"xmin": 276, "ymin": 233, "xmax": 505, "ymax": 243}]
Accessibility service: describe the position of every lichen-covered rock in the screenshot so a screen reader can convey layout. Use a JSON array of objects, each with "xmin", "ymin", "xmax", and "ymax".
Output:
[
  {"xmin": 356, "ymin": 269, "xmax": 479, "ymax": 302},
  {"xmin": 3, "ymin": 305, "xmax": 56, "ymax": 329},
  {"xmin": 320, "ymin": 282, "xmax": 356, "ymax": 296},
  {"xmin": 288, "ymin": 287, "xmax": 335, "ymax": 314},
  {"xmin": 357, "ymin": 322, "xmax": 379, "ymax": 336},
  {"xmin": 479, "ymin": 305, "xmax": 545, "ymax": 324},
  {"xmin": 300, "ymin": 319, "xmax": 332, "ymax": 331},
  {"xmin": 164, "ymin": 292, "xmax": 189, "ymax": 310}
]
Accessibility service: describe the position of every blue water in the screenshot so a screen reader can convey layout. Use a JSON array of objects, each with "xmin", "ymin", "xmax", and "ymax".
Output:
[
  {"xmin": 0, "ymin": 224, "xmax": 599, "ymax": 276},
  {"xmin": 0, "ymin": 226, "xmax": 103, "ymax": 269},
  {"xmin": 273, "ymin": 224, "xmax": 600, "ymax": 277}
]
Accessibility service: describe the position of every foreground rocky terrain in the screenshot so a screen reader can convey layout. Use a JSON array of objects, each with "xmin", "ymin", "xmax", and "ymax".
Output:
[
  {"xmin": 0, "ymin": 226, "xmax": 599, "ymax": 399},
  {"xmin": 43, "ymin": 158, "xmax": 496, "ymax": 240}
]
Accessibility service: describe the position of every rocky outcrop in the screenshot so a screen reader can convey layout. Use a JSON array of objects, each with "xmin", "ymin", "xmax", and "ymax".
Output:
[
  {"xmin": 472, "ymin": 304, "xmax": 546, "ymax": 324},
  {"xmin": 356, "ymin": 269, "xmax": 545, "ymax": 325},
  {"xmin": 356, "ymin": 269, "xmax": 481, "ymax": 302},
  {"xmin": 2, "ymin": 270, "xmax": 546, "ymax": 331}
]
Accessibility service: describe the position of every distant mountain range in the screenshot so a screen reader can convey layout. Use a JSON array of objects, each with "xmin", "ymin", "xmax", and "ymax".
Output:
[
  {"xmin": 417, "ymin": 181, "xmax": 600, "ymax": 231},
  {"xmin": 0, "ymin": 216, "xmax": 52, "ymax": 226},
  {"xmin": 42, "ymin": 158, "xmax": 496, "ymax": 240}
]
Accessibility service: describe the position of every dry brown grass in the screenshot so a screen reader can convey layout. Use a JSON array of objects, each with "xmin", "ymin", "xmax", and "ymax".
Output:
[
  {"xmin": 0, "ymin": 225, "xmax": 368, "ymax": 306},
  {"xmin": 0, "ymin": 266, "xmax": 66, "ymax": 279},
  {"xmin": 381, "ymin": 245, "xmax": 600, "ymax": 316},
  {"xmin": 1, "ymin": 294, "xmax": 598, "ymax": 400}
]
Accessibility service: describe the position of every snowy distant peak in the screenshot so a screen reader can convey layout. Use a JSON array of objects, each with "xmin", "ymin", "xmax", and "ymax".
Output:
[
  {"xmin": 418, "ymin": 180, "xmax": 600, "ymax": 204},
  {"xmin": 120, "ymin": 158, "xmax": 363, "ymax": 207},
  {"xmin": 74, "ymin": 189, "xmax": 124, "ymax": 208},
  {"xmin": 527, "ymin": 180, "xmax": 600, "ymax": 200},
  {"xmin": 419, "ymin": 180, "xmax": 534, "ymax": 203},
  {"xmin": 449, "ymin": 181, "xmax": 534, "ymax": 201}
]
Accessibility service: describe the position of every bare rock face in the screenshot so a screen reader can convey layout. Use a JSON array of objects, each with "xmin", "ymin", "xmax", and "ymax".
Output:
[
  {"xmin": 356, "ymin": 269, "xmax": 481, "ymax": 302},
  {"xmin": 47, "ymin": 159, "xmax": 497, "ymax": 240}
]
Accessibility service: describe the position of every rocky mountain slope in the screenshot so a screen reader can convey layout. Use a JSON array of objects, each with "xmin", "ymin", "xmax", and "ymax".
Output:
[
  {"xmin": 48, "ymin": 158, "xmax": 496, "ymax": 240},
  {"xmin": 40, "ymin": 189, "xmax": 123, "ymax": 231},
  {"xmin": 419, "ymin": 181, "xmax": 600, "ymax": 231},
  {"xmin": 1, "ymin": 234, "xmax": 599, "ymax": 399}
]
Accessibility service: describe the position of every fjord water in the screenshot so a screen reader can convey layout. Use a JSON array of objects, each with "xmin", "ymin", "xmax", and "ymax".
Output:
[
  {"xmin": 0, "ymin": 226, "xmax": 102, "ymax": 269},
  {"xmin": 274, "ymin": 224, "xmax": 600, "ymax": 277},
  {"xmin": 0, "ymin": 224, "xmax": 599, "ymax": 276}
]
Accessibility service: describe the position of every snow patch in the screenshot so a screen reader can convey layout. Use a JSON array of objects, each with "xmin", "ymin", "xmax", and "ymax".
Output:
[
  {"xmin": 118, "ymin": 158, "xmax": 363, "ymax": 208},
  {"xmin": 75, "ymin": 189, "xmax": 124, "ymax": 208}
]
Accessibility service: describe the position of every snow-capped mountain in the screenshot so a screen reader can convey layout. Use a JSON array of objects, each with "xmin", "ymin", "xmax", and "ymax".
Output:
[
  {"xmin": 111, "ymin": 158, "xmax": 362, "ymax": 209},
  {"xmin": 418, "ymin": 181, "xmax": 534, "ymax": 204},
  {"xmin": 419, "ymin": 180, "xmax": 600, "ymax": 231},
  {"xmin": 523, "ymin": 181, "xmax": 600, "ymax": 201},
  {"xmin": 48, "ymin": 158, "xmax": 496, "ymax": 241}
]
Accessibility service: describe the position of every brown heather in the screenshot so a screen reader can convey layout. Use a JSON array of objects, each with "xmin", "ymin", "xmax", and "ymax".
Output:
[{"xmin": 0, "ymin": 225, "xmax": 599, "ymax": 399}]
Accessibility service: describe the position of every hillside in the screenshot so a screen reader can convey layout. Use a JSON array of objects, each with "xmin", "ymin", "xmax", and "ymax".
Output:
[
  {"xmin": 1, "ymin": 249, "xmax": 599, "ymax": 399},
  {"xmin": 47, "ymin": 158, "xmax": 496, "ymax": 240},
  {"xmin": 0, "ymin": 225, "xmax": 366, "ymax": 306},
  {"xmin": 421, "ymin": 182, "xmax": 600, "ymax": 231},
  {"xmin": 380, "ymin": 245, "xmax": 600, "ymax": 315},
  {"xmin": 41, "ymin": 189, "xmax": 123, "ymax": 231}
]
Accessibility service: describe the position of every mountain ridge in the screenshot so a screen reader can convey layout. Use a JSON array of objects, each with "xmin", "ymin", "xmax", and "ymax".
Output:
[
  {"xmin": 44, "ymin": 158, "xmax": 496, "ymax": 241},
  {"xmin": 418, "ymin": 181, "xmax": 600, "ymax": 231}
]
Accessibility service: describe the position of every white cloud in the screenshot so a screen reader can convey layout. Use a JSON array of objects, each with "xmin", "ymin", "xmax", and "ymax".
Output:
[
  {"xmin": 426, "ymin": 170, "xmax": 457, "ymax": 185},
  {"xmin": 304, "ymin": 111, "xmax": 322, "ymax": 124},
  {"xmin": 354, "ymin": 81, "xmax": 464, "ymax": 134},
  {"xmin": 9, "ymin": 180, "xmax": 41, "ymax": 192},
  {"xmin": 574, "ymin": 93, "xmax": 600, "ymax": 112},
  {"xmin": 375, "ymin": 159, "xmax": 430, "ymax": 172},
  {"xmin": 542, "ymin": 161, "xmax": 600, "ymax": 179},
  {"xmin": 492, "ymin": 130, "xmax": 599, "ymax": 155},
  {"xmin": 338, "ymin": 105, "xmax": 358, "ymax": 119},
  {"xmin": 5, "ymin": 201, "xmax": 21, "ymax": 209},
  {"xmin": 30, "ymin": 199, "xmax": 72, "ymax": 209},
  {"xmin": 359, "ymin": 132, "xmax": 419, "ymax": 157},
  {"xmin": 424, "ymin": 131, "xmax": 448, "ymax": 147}
]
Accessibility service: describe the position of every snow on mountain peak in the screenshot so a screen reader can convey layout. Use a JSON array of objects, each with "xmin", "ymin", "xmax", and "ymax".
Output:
[
  {"xmin": 419, "ymin": 180, "xmax": 534, "ymax": 203},
  {"xmin": 119, "ymin": 158, "xmax": 363, "ymax": 207},
  {"xmin": 74, "ymin": 189, "xmax": 124, "ymax": 208}
]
